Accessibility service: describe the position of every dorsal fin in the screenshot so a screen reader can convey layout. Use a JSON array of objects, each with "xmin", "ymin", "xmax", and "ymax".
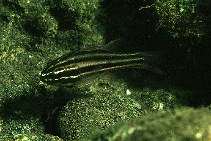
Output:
[
  {"xmin": 103, "ymin": 38, "xmax": 124, "ymax": 52},
  {"xmin": 72, "ymin": 38, "xmax": 124, "ymax": 53}
]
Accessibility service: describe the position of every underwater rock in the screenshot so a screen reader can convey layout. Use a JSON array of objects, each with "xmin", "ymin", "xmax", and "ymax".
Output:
[
  {"xmin": 58, "ymin": 73, "xmax": 142, "ymax": 140},
  {"xmin": 84, "ymin": 108, "xmax": 211, "ymax": 141},
  {"xmin": 57, "ymin": 72, "xmax": 180, "ymax": 141},
  {"xmin": 0, "ymin": 133, "xmax": 63, "ymax": 141}
]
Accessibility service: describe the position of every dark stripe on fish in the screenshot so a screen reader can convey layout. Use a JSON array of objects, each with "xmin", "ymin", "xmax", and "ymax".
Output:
[
  {"xmin": 44, "ymin": 50, "xmax": 144, "ymax": 72},
  {"xmin": 40, "ymin": 50, "xmax": 161, "ymax": 86}
]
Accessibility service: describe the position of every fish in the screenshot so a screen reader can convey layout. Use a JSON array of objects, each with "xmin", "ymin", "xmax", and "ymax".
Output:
[{"xmin": 40, "ymin": 49, "xmax": 164, "ymax": 86}]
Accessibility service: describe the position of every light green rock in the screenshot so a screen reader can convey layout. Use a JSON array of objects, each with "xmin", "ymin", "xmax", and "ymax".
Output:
[{"xmin": 84, "ymin": 108, "xmax": 211, "ymax": 141}]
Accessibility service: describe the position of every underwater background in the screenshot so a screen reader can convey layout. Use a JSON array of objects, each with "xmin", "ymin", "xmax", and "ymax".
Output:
[{"xmin": 0, "ymin": 0, "xmax": 210, "ymax": 140}]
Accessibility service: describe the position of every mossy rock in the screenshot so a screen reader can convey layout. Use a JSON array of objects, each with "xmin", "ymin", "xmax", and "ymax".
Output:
[
  {"xmin": 57, "ymin": 72, "xmax": 181, "ymax": 141},
  {"xmin": 85, "ymin": 108, "xmax": 211, "ymax": 141},
  {"xmin": 58, "ymin": 74, "xmax": 142, "ymax": 140},
  {"xmin": 0, "ymin": 117, "xmax": 43, "ymax": 132},
  {"xmin": 0, "ymin": 133, "xmax": 63, "ymax": 141}
]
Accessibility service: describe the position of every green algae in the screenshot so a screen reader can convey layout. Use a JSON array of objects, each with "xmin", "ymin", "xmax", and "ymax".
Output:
[
  {"xmin": 155, "ymin": 0, "xmax": 205, "ymax": 39},
  {"xmin": 57, "ymin": 72, "xmax": 181, "ymax": 140},
  {"xmin": 0, "ymin": 0, "xmax": 104, "ymax": 140},
  {"xmin": 47, "ymin": 0, "xmax": 104, "ymax": 48},
  {"xmin": 0, "ymin": 133, "xmax": 63, "ymax": 141},
  {"xmin": 84, "ymin": 108, "xmax": 211, "ymax": 141},
  {"xmin": 0, "ymin": 0, "xmax": 104, "ymax": 100},
  {"xmin": 0, "ymin": 117, "xmax": 51, "ymax": 140},
  {"xmin": 59, "ymin": 95, "xmax": 142, "ymax": 140},
  {"xmin": 0, "ymin": 117, "xmax": 43, "ymax": 134},
  {"xmin": 57, "ymin": 73, "xmax": 142, "ymax": 140}
]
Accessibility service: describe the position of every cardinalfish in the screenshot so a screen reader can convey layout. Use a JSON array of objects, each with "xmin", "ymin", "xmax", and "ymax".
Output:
[{"xmin": 40, "ymin": 47, "xmax": 163, "ymax": 86}]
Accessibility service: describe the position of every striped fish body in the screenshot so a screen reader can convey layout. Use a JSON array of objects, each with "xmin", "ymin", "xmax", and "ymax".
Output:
[{"xmin": 40, "ymin": 50, "xmax": 159, "ymax": 86}]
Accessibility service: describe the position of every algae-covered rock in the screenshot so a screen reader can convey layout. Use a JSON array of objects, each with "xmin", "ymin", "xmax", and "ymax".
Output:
[
  {"xmin": 155, "ymin": 0, "xmax": 206, "ymax": 39},
  {"xmin": 0, "ymin": 117, "xmax": 44, "ymax": 134},
  {"xmin": 0, "ymin": 133, "xmax": 63, "ymax": 141},
  {"xmin": 58, "ymin": 73, "xmax": 180, "ymax": 140},
  {"xmin": 0, "ymin": 117, "xmax": 58, "ymax": 140},
  {"xmin": 0, "ymin": 0, "xmax": 104, "ymax": 140},
  {"xmin": 48, "ymin": 0, "xmax": 104, "ymax": 48},
  {"xmin": 59, "ymin": 95, "xmax": 142, "ymax": 140},
  {"xmin": 85, "ymin": 108, "xmax": 211, "ymax": 141},
  {"xmin": 58, "ymin": 74, "xmax": 142, "ymax": 140},
  {"xmin": 0, "ymin": 0, "xmax": 104, "ymax": 101}
]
